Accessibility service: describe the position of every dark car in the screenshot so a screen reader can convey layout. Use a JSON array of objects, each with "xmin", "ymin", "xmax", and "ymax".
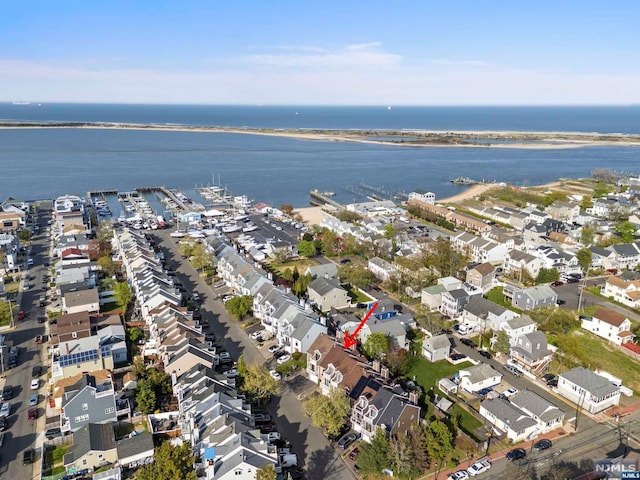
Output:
[
  {"xmin": 0, "ymin": 386, "xmax": 12, "ymax": 401},
  {"xmin": 506, "ymin": 448, "xmax": 527, "ymax": 461},
  {"xmin": 37, "ymin": 316, "xmax": 47, "ymax": 323},
  {"xmin": 28, "ymin": 408, "xmax": 38, "ymax": 420},
  {"xmin": 260, "ymin": 423, "xmax": 277, "ymax": 434},
  {"xmin": 337, "ymin": 433, "xmax": 357, "ymax": 450},
  {"xmin": 340, "ymin": 258, "xmax": 351, "ymax": 264},
  {"xmin": 533, "ymin": 439, "xmax": 553, "ymax": 451},
  {"xmin": 479, "ymin": 350, "xmax": 493, "ymax": 359},
  {"xmin": 0, "ymin": 417, "xmax": 6, "ymax": 432},
  {"xmin": 547, "ymin": 378, "xmax": 558, "ymax": 387},
  {"xmin": 566, "ymin": 277, "xmax": 579, "ymax": 284},
  {"xmin": 551, "ymin": 281, "xmax": 564, "ymax": 287},
  {"xmin": 556, "ymin": 299, "xmax": 566, "ymax": 305},
  {"xmin": 328, "ymin": 424, "xmax": 350, "ymax": 442},
  {"xmin": 450, "ymin": 353, "xmax": 466, "ymax": 361},
  {"xmin": 542, "ymin": 373, "xmax": 556, "ymax": 383},
  {"xmin": 23, "ymin": 449, "xmax": 34, "ymax": 465},
  {"xmin": 32, "ymin": 366, "xmax": 40, "ymax": 378},
  {"xmin": 477, "ymin": 388, "xmax": 493, "ymax": 396},
  {"xmin": 45, "ymin": 428, "xmax": 62, "ymax": 440},
  {"xmin": 460, "ymin": 338, "xmax": 477, "ymax": 349}
]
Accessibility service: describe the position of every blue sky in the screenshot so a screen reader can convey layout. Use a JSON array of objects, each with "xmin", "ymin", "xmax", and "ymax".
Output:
[{"xmin": 2, "ymin": 1, "xmax": 639, "ymax": 104}]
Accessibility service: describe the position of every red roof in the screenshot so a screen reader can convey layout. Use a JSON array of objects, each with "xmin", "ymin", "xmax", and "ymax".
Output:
[{"xmin": 61, "ymin": 247, "xmax": 85, "ymax": 258}]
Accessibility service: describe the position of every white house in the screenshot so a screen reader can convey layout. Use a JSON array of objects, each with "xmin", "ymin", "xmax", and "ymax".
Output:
[
  {"xmin": 602, "ymin": 276, "xmax": 640, "ymax": 309},
  {"xmin": 458, "ymin": 364, "xmax": 502, "ymax": 393},
  {"xmin": 580, "ymin": 307, "xmax": 634, "ymax": 346},
  {"xmin": 368, "ymin": 257, "xmax": 398, "ymax": 282},
  {"xmin": 557, "ymin": 367, "xmax": 621, "ymax": 414},
  {"xmin": 408, "ymin": 190, "xmax": 436, "ymax": 205},
  {"xmin": 509, "ymin": 390, "xmax": 565, "ymax": 434},
  {"xmin": 422, "ymin": 334, "xmax": 451, "ymax": 362},
  {"xmin": 479, "ymin": 398, "xmax": 539, "ymax": 442}
]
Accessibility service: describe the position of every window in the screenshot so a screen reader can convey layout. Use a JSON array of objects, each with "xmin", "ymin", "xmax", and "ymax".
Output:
[
  {"xmin": 82, "ymin": 459, "xmax": 87, "ymax": 466},
  {"xmin": 74, "ymin": 414, "xmax": 89, "ymax": 423},
  {"xmin": 72, "ymin": 332, "xmax": 78, "ymax": 339},
  {"xmin": 82, "ymin": 403, "xmax": 88, "ymax": 411},
  {"xmin": 105, "ymin": 407, "xmax": 115, "ymax": 415}
]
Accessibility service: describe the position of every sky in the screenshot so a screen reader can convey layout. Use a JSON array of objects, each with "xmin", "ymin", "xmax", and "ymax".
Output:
[{"xmin": 2, "ymin": 1, "xmax": 639, "ymax": 105}]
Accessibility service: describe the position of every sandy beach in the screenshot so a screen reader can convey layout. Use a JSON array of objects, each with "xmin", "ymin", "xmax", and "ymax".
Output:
[
  {"xmin": 294, "ymin": 206, "xmax": 327, "ymax": 226},
  {"xmin": 2, "ymin": 123, "xmax": 640, "ymax": 150},
  {"xmin": 438, "ymin": 183, "xmax": 499, "ymax": 203}
]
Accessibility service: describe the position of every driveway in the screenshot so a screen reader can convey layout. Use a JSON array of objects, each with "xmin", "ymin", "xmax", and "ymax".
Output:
[{"xmin": 153, "ymin": 230, "xmax": 355, "ymax": 480}]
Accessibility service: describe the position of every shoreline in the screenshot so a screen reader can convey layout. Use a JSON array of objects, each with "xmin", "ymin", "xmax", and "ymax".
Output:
[{"xmin": 2, "ymin": 122, "xmax": 640, "ymax": 150}]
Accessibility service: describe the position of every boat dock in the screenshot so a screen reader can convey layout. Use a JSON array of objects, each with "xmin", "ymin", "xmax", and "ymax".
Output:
[{"xmin": 310, "ymin": 189, "xmax": 342, "ymax": 208}]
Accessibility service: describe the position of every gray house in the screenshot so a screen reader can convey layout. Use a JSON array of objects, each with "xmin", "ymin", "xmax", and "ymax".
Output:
[
  {"xmin": 510, "ymin": 331, "xmax": 552, "ymax": 373},
  {"xmin": 306, "ymin": 263, "xmax": 338, "ymax": 280},
  {"xmin": 422, "ymin": 334, "xmax": 452, "ymax": 362},
  {"xmin": 307, "ymin": 277, "xmax": 351, "ymax": 312},
  {"xmin": 512, "ymin": 285, "xmax": 557, "ymax": 311},
  {"xmin": 61, "ymin": 374, "xmax": 118, "ymax": 433},
  {"xmin": 509, "ymin": 390, "xmax": 565, "ymax": 434}
]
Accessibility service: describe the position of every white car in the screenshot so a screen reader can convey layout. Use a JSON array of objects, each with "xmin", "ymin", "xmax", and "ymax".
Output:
[
  {"xmin": 447, "ymin": 471, "xmax": 470, "ymax": 480},
  {"xmin": 224, "ymin": 369, "xmax": 239, "ymax": 378},
  {"xmin": 269, "ymin": 370, "xmax": 281, "ymax": 380},
  {"xmin": 268, "ymin": 344, "xmax": 281, "ymax": 354},
  {"xmin": 503, "ymin": 388, "xmax": 518, "ymax": 398},
  {"xmin": 250, "ymin": 330, "xmax": 265, "ymax": 340},
  {"xmin": 467, "ymin": 460, "xmax": 491, "ymax": 477},
  {"xmin": 0, "ymin": 402, "xmax": 10, "ymax": 417},
  {"xmin": 30, "ymin": 379, "xmax": 39, "ymax": 390},
  {"xmin": 276, "ymin": 354, "xmax": 291, "ymax": 365}
]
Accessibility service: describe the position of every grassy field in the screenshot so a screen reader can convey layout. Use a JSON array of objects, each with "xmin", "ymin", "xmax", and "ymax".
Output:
[
  {"xmin": 100, "ymin": 302, "xmax": 123, "ymax": 314},
  {"xmin": 407, "ymin": 356, "xmax": 473, "ymax": 392},
  {"xmin": 346, "ymin": 287, "xmax": 374, "ymax": 304},
  {"xmin": 451, "ymin": 403, "xmax": 484, "ymax": 439},
  {"xmin": 485, "ymin": 287, "xmax": 522, "ymax": 313},
  {"xmin": 268, "ymin": 258, "xmax": 319, "ymax": 276}
]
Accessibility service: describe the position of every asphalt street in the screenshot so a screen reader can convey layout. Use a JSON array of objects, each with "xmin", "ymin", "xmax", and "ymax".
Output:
[
  {"xmin": 1, "ymin": 209, "xmax": 49, "ymax": 479},
  {"xmin": 153, "ymin": 229, "xmax": 355, "ymax": 480}
]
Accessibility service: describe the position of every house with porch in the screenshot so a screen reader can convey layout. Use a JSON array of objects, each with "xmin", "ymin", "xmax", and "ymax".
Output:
[
  {"xmin": 509, "ymin": 390, "xmax": 565, "ymax": 434},
  {"xmin": 458, "ymin": 364, "xmax": 503, "ymax": 393},
  {"xmin": 461, "ymin": 296, "xmax": 518, "ymax": 333},
  {"xmin": 63, "ymin": 423, "xmax": 117, "ymax": 473},
  {"xmin": 509, "ymin": 331, "xmax": 552, "ymax": 374},
  {"xmin": 602, "ymin": 276, "xmax": 640, "ymax": 309},
  {"xmin": 60, "ymin": 374, "xmax": 118, "ymax": 433},
  {"xmin": 479, "ymin": 398, "xmax": 538, "ymax": 442},
  {"xmin": 557, "ymin": 367, "xmax": 621, "ymax": 414},
  {"xmin": 580, "ymin": 307, "xmax": 634, "ymax": 346},
  {"xmin": 503, "ymin": 249, "xmax": 543, "ymax": 278}
]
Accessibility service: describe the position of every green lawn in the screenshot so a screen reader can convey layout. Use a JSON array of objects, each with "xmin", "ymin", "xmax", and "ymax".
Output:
[
  {"xmin": 451, "ymin": 403, "xmax": 484, "ymax": 439},
  {"xmin": 485, "ymin": 287, "xmax": 522, "ymax": 313},
  {"xmin": 100, "ymin": 302, "xmax": 123, "ymax": 314},
  {"xmin": 406, "ymin": 356, "xmax": 473, "ymax": 391},
  {"xmin": 346, "ymin": 287, "xmax": 374, "ymax": 304},
  {"xmin": 269, "ymin": 258, "xmax": 319, "ymax": 276},
  {"xmin": 47, "ymin": 445, "xmax": 69, "ymax": 465}
]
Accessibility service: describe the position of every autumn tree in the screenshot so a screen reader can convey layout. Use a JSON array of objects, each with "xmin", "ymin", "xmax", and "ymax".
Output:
[
  {"xmin": 493, "ymin": 330, "xmax": 511, "ymax": 355},
  {"xmin": 292, "ymin": 273, "xmax": 313, "ymax": 298},
  {"xmin": 425, "ymin": 236, "xmax": 469, "ymax": 277},
  {"xmin": 389, "ymin": 433, "xmax": 416, "ymax": 478},
  {"xmin": 87, "ymin": 238, "xmax": 112, "ymax": 260},
  {"xmin": 529, "ymin": 306, "xmax": 580, "ymax": 335},
  {"xmin": 337, "ymin": 264, "xmax": 373, "ymax": 290},
  {"xmin": 256, "ymin": 463, "xmax": 277, "ymax": 480},
  {"xmin": 242, "ymin": 363, "xmax": 280, "ymax": 402},
  {"xmin": 280, "ymin": 204, "xmax": 294, "ymax": 215},
  {"xmin": 136, "ymin": 441, "xmax": 196, "ymax": 480},
  {"xmin": 225, "ymin": 295, "xmax": 253, "ymax": 320},
  {"xmin": 580, "ymin": 223, "xmax": 596, "ymax": 246},
  {"xmin": 97, "ymin": 220, "xmax": 114, "ymax": 242},
  {"xmin": 414, "ymin": 304, "xmax": 451, "ymax": 335},
  {"xmin": 302, "ymin": 390, "xmax": 350, "ymax": 437},
  {"xmin": 362, "ymin": 332, "xmax": 391, "ymax": 360}
]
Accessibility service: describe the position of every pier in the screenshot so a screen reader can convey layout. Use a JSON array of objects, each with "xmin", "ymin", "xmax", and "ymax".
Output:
[{"xmin": 309, "ymin": 189, "xmax": 342, "ymax": 208}]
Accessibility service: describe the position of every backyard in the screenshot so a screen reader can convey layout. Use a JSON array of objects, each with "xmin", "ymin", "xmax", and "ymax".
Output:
[{"xmin": 45, "ymin": 444, "xmax": 69, "ymax": 476}]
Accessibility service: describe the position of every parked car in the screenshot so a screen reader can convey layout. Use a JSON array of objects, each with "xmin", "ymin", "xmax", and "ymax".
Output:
[
  {"xmin": 504, "ymin": 364, "xmax": 523, "ymax": 377},
  {"xmin": 30, "ymin": 379, "xmax": 39, "ymax": 390},
  {"xmin": 447, "ymin": 471, "xmax": 470, "ymax": 480},
  {"xmin": 450, "ymin": 353, "xmax": 466, "ymax": 361},
  {"xmin": 0, "ymin": 418, "xmax": 6, "ymax": 432},
  {"xmin": 35, "ymin": 336, "xmax": 44, "ymax": 344},
  {"xmin": 477, "ymin": 388, "xmax": 493, "ymax": 396},
  {"xmin": 260, "ymin": 423, "xmax": 277, "ymax": 434},
  {"xmin": 460, "ymin": 338, "xmax": 477, "ymax": 349},
  {"xmin": 253, "ymin": 414, "xmax": 272, "ymax": 425},
  {"xmin": 250, "ymin": 330, "xmax": 265, "ymax": 340},
  {"xmin": 506, "ymin": 448, "xmax": 527, "ymax": 461},
  {"xmin": 467, "ymin": 460, "xmax": 491, "ymax": 477},
  {"xmin": 337, "ymin": 433, "xmax": 357, "ymax": 450},
  {"xmin": 17, "ymin": 311, "xmax": 25, "ymax": 320},
  {"xmin": 29, "ymin": 394, "xmax": 38, "ymax": 406},
  {"xmin": 348, "ymin": 447, "xmax": 360, "ymax": 461},
  {"xmin": 542, "ymin": 373, "xmax": 556, "ymax": 383},
  {"xmin": 268, "ymin": 344, "xmax": 281, "ymax": 354},
  {"xmin": 224, "ymin": 369, "xmax": 239, "ymax": 379},
  {"xmin": 533, "ymin": 439, "xmax": 553, "ymax": 451},
  {"xmin": 0, "ymin": 403, "xmax": 10, "ymax": 417},
  {"xmin": 566, "ymin": 277, "xmax": 579, "ymax": 284},
  {"xmin": 478, "ymin": 350, "xmax": 492, "ymax": 359},
  {"xmin": 328, "ymin": 424, "xmax": 350, "ymax": 442},
  {"xmin": 32, "ymin": 366, "xmax": 40, "ymax": 378},
  {"xmin": 503, "ymin": 388, "xmax": 518, "ymax": 398},
  {"xmin": 23, "ymin": 449, "xmax": 34, "ymax": 465},
  {"xmin": 1, "ymin": 386, "xmax": 12, "ymax": 401},
  {"xmin": 45, "ymin": 428, "xmax": 63, "ymax": 440},
  {"xmin": 547, "ymin": 378, "xmax": 558, "ymax": 387},
  {"xmin": 556, "ymin": 299, "xmax": 566, "ymax": 305},
  {"xmin": 269, "ymin": 370, "xmax": 281, "ymax": 380},
  {"xmin": 277, "ymin": 354, "xmax": 292, "ymax": 365},
  {"xmin": 28, "ymin": 408, "xmax": 37, "ymax": 420},
  {"xmin": 551, "ymin": 281, "xmax": 564, "ymax": 287}
]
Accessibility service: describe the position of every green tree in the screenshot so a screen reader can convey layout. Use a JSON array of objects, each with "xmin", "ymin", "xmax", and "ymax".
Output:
[
  {"xmin": 242, "ymin": 363, "xmax": 280, "ymax": 402},
  {"xmin": 337, "ymin": 264, "xmax": 373, "ymax": 289},
  {"xmin": 542, "ymin": 191, "xmax": 569, "ymax": 207},
  {"xmin": 136, "ymin": 441, "xmax": 196, "ymax": 480},
  {"xmin": 292, "ymin": 273, "xmax": 313, "ymax": 298},
  {"xmin": 0, "ymin": 301, "xmax": 12, "ymax": 326},
  {"xmin": 256, "ymin": 463, "xmax": 277, "ymax": 480},
  {"xmin": 127, "ymin": 327, "xmax": 144, "ymax": 344},
  {"xmin": 413, "ymin": 304, "xmax": 451, "ymax": 335},
  {"xmin": 97, "ymin": 220, "xmax": 115, "ymax": 242},
  {"xmin": 135, "ymin": 380, "xmax": 157, "ymax": 414},
  {"xmin": 225, "ymin": 295, "xmax": 253, "ymax": 320},
  {"xmin": 302, "ymin": 390, "xmax": 351, "ymax": 437},
  {"xmin": 114, "ymin": 281, "xmax": 132, "ymax": 311},
  {"xmin": 362, "ymin": 332, "xmax": 391, "ymax": 360},
  {"xmin": 357, "ymin": 429, "xmax": 392, "ymax": 475},
  {"xmin": 426, "ymin": 236, "xmax": 470, "ymax": 277},
  {"xmin": 580, "ymin": 195, "xmax": 593, "ymax": 210},
  {"xmin": 493, "ymin": 330, "xmax": 511, "ymax": 355},
  {"xmin": 178, "ymin": 238, "xmax": 198, "ymax": 258},
  {"xmin": 302, "ymin": 232, "xmax": 314, "ymax": 242},
  {"xmin": 576, "ymin": 248, "xmax": 593, "ymax": 275},
  {"xmin": 383, "ymin": 224, "xmax": 397, "ymax": 240},
  {"xmin": 425, "ymin": 420, "xmax": 454, "ymax": 474},
  {"xmin": 615, "ymin": 221, "xmax": 637, "ymax": 243},
  {"xmin": 98, "ymin": 256, "xmax": 118, "ymax": 277},
  {"xmin": 297, "ymin": 240, "xmax": 317, "ymax": 258},
  {"xmin": 536, "ymin": 267, "xmax": 560, "ymax": 284},
  {"xmin": 530, "ymin": 306, "xmax": 580, "ymax": 335},
  {"xmin": 580, "ymin": 223, "xmax": 596, "ymax": 246},
  {"xmin": 319, "ymin": 229, "xmax": 342, "ymax": 256},
  {"xmin": 16, "ymin": 230, "xmax": 33, "ymax": 242}
]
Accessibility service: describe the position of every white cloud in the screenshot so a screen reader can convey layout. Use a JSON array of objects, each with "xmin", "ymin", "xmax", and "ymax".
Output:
[{"xmin": 346, "ymin": 42, "xmax": 382, "ymax": 51}]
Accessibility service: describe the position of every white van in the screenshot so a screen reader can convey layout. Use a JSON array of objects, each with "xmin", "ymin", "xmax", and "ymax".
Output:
[{"xmin": 458, "ymin": 324, "xmax": 473, "ymax": 335}]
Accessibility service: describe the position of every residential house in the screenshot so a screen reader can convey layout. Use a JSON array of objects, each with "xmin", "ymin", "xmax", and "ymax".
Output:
[
  {"xmin": 589, "ymin": 246, "xmax": 617, "ymax": 270},
  {"xmin": 351, "ymin": 388, "xmax": 421, "ymax": 443},
  {"xmin": 510, "ymin": 331, "xmax": 552, "ymax": 373},
  {"xmin": 368, "ymin": 257, "xmax": 398, "ymax": 282},
  {"xmin": 499, "ymin": 315, "xmax": 537, "ymax": 344},
  {"xmin": 602, "ymin": 276, "xmax": 640, "ymax": 308},
  {"xmin": 52, "ymin": 334, "xmax": 125, "ymax": 379},
  {"xmin": 461, "ymin": 296, "xmax": 518, "ymax": 333},
  {"xmin": 440, "ymin": 286, "xmax": 482, "ymax": 319},
  {"xmin": 479, "ymin": 398, "xmax": 538, "ymax": 442},
  {"xmin": 452, "ymin": 232, "xmax": 509, "ymax": 264},
  {"xmin": 63, "ymin": 423, "xmax": 117, "ymax": 473},
  {"xmin": 50, "ymin": 311, "xmax": 92, "ymax": 346},
  {"xmin": 305, "ymin": 263, "xmax": 338, "ymax": 280},
  {"xmin": 557, "ymin": 367, "xmax": 621, "ymax": 414},
  {"xmin": 509, "ymin": 390, "xmax": 565, "ymax": 434},
  {"xmin": 466, "ymin": 263, "xmax": 496, "ymax": 293},
  {"xmin": 60, "ymin": 374, "xmax": 118, "ymax": 433},
  {"xmin": 504, "ymin": 249, "xmax": 543, "ymax": 278},
  {"xmin": 420, "ymin": 284, "xmax": 447, "ymax": 310},
  {"xmin": 307, "ymin": 277, "xmax": 351, "ymax": 312},
  {"xmin": 116, "ymin": 432, "xmax": 155, "ymax": 468},
  {"xmin": 62, "ymin": 288, "xmax": 100, "ymax": 315},
  {"xmin": 408, "ymin": 190, "xmax": 436, "ymax": 204},
  {"xmin": 0, "ymin": 211, "xmax": 24, "ymax": 232},
  {"xmin": 608, "ymin": 243, "xmax": 640, "ymax": 270},
  {"xmin": 341, "ymin": 315, "xmax": 409, "ymax": 350},
  {"xmin": 512, "ymin": 285, "xmax": 557, "ymax": 311},
  {"xmin": 545, "ymin": 201, "xmax": 580, "ymax": 223},
  {"xmin": 422, "ymin": 334, "xmax": 452, "ymax": 362},
  {"xmin": 458, "ymin": 364, "xmax": 503, "ymax": 393},
  {"xmin": 581, "ymin": 307, "xmax": 634, "ymax": 346},
  {"xmin": 306, "ymin": 335, "xmax": 368, "ymax": 394}
]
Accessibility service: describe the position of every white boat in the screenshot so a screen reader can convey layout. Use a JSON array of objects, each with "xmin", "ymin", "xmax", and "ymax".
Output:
[
  {"xmin": 222, "ymin": 223, "xmax": 242, "ymax": 233},
  {"xmin": 242, "ymin": 225, "xmax": 258, "ymax": 233},
  {"xmin": 188, "ymin": 230, "xmax": 206, "ymax": 239},
  {"xmin": 170, "ymin": 231, "xmax": 186, "ymax": 238}
]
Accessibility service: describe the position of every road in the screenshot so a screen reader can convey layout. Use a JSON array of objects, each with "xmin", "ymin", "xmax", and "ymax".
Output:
[
  {"xmin": 153, "ymin": 229, "xmax": 355, "ymax": 480},
  {"xmin": 1, "ymin": 208, "xmax": 49, "ymax": 479}
]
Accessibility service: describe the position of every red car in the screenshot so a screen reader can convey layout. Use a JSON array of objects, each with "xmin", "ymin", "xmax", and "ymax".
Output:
[
  {"xmin": 35, "ymin": 336, "xmax": 43, "ymax": 344},
  {"xmin": 348, "ymin": 448, "xmax": 360, "ymax": 461},
  {"xmin": 260, "ymin": 423, "xmax": 277, "ymax": 434},
  {"xmin": 28, "ymin": 408, "xmax": 37, "ymax": 420},
  {"xmin": 17, "ymin": 311, "xmax": 26, "ymax": 320}
]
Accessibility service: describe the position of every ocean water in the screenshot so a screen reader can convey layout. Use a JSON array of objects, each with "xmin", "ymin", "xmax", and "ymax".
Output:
[{"xmin": 1, "ymin": 126, "xmax": 639, "ymax": 207}]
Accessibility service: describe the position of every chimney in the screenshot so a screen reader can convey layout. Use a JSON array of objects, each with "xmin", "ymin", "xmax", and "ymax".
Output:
[
  {"xmin": 372, "ymin": 360, "xmax": 381, "ymax": 373},
  {"xmin": 409, "ymin": 391, "xmax": 419, "ymax": 405},
  {"xmin": 381, "ymin": 366, "xmax": 389, "ymax": 380}
]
